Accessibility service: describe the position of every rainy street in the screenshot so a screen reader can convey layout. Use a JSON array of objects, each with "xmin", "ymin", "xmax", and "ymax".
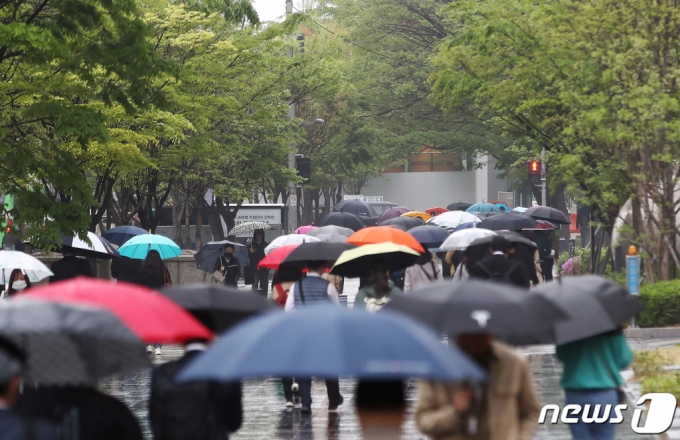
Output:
[{"xmin": 99, "ymin": 280, "xmax": 654, "ymax": 440}]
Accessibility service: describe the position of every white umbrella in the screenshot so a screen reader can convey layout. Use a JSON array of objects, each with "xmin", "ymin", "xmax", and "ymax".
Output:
[
  {"xmin": 264, "ymin": 235, "xmax": 320, "ymax": 255},
  {"xmin": 60, "ymin": 231, "xmax": 119, "ymax": 259},
  {"xmin": 427, "ymin": 211, "xmax": 481, "ymax": 229},
  {"xmin": 0, "ymin": 251, "xmax": 53, "ymax": 284},
  {"xmin": 228, "ymin": 222, "xmax": 271, "ymax": 237},
  {"xmin": 440, "ymin": 229, "xmax": 497, "ymax": 251}
]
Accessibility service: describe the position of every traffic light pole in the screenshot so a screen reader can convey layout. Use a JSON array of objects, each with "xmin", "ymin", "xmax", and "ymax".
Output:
[
  {"xmin": 285, "ymin": 0, "xmax": 297, "ymax": 234},
  {"xmin": 541, "ymin": 147, "xmax": 547, "ymax": 206}
]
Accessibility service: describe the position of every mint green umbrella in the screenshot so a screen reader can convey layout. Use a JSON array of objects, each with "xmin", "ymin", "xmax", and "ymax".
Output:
[{"xmin": 118, "ymin": 234, "xmax": 181, "ymax": 260}]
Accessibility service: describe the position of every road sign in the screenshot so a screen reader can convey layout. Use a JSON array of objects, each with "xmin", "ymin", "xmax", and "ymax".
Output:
[
  {"xmin": 627, "ymin": 255, "xmax": 640, "ymax": 295},
  {"xmin": 343, "ymin": 195, "xmax": 363, "ymax": 201}
]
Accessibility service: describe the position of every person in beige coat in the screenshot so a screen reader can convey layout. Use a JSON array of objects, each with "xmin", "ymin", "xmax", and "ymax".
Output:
[
  {"xmin": 415, "ymin": 334, "xmax": 540, "ymax": 440},
  {"xmin": 404, "ymin": 252, "xmax": 443, "ymax": 292}
]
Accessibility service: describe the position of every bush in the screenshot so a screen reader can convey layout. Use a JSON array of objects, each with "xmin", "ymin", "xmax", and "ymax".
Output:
[
  {"xmin": 631, "ymin": 349, "xmax": 671, "ymax": 378},
  {"xmin": 637, "ymin": 280, "xmax": 680, "ymax": 327},
  {"xmin": 641, "ymin": 372, "xmax": 680, "ymax": 400}
]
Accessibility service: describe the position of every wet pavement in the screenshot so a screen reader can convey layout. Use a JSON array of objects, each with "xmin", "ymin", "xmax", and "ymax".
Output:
[{"xmin": 98, "ymin": 279, "xmax": 655, "ymax": 439}]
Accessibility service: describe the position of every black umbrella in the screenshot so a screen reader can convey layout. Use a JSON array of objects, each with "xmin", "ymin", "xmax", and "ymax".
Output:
[
  {"xmin": 331, "ymin": 243, "xmax": 420, "ymax": 278},
  {"xmin": 533, "ymin": 276, "xmax": 644, "ymax": 345},
  {"xmin": 474, "ymin": 212, "xmax": 501, "ymax": 219},
  {"xmin": 525, "ymin": 206, "xmax": 570, "ymax": 225},
  {"xmin": 446, "ymin": 202, "xmax": 472, "ymax": 212},
  {"xmin": 314, "ymin": 212, "xmax": 365, "ymax": 231},
  {"xmin": 478, "ymin": 213, "xmax": 537, "ymax": 231},
  {"xmin": 194, "ymin": 240, "xmax": 247, "ymax": 273},
  {"xmin": 333, "ymin": 200, "xmax": 374, "ymax": 218},
  {"xmin": 59, "ymin": 232, "xmax": 120, "ymax": 259},
  {"xmin": 161, "ymin": 284, "xmax": 279, "ymax": 333},
  {"xmin": 468, "ymin": 230, "xmax": 537, "ymax": 250},
  {"xmin": 282, "ymin": 242, "xmax": 356, "ymax": 265},
  {"xmin": 384, "ymin": 280, "xmax": 567, "ymax": 344},
  {"xmin": 407, "ymin": 225, "xmax": 450, "ymax": 249},
  {"xmin": 379, "ymin": 216, "xmax": 425, "ymax": 231},
  {"xmin": 101, "ymin": 225, "xmax": 149, "ymax": 246}
]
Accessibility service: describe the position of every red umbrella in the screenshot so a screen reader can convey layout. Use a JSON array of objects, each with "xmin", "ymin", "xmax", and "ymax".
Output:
[
  {"xmin": 23, "ymin": 277, "xmax": 212, "ymax": 343},
  {"xmin": 426, "ymin": 207, "xmax": 449, "ymax": 217},
  {"xmin": 257, "ymin": 245, "xmax": 300, "ymax": 270}
]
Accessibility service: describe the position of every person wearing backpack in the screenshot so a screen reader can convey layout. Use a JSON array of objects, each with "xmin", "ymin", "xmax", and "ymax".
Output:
[
  {"xmin": 149, "ymin": 335, "xmax": 242, "ymax": 440},
  {"xmin": 283, "ymin": 260, "xmax": 343, "ymax": 414},
  {"xmin": 354, "ymin": 261, "xmax": 402, "ymax": 312},
  {"xmin": 404, "ymin": 252, "xmax": 443, "ymax": 292},
  {"xmin": 470, "ymin": 236, "xmax": 530, "ymax": 289}
]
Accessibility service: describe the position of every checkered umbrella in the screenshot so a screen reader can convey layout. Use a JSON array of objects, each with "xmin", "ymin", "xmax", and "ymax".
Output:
[
  {"xmin": 0, "ymin": 299, "xmax": 149, "ymax": 386},
  {"xmin": 228, "ymin": 222, "xmax": 271, "ymax": 237}
]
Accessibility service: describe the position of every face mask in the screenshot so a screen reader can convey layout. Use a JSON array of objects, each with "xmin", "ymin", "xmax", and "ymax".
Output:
[
  {"xmin": 12, "ymin": 280, "xmax": 27, "ymax": 291},
  {"xmin": 224, "ymin": 253, "xmax": 233, "ymax": 259}
]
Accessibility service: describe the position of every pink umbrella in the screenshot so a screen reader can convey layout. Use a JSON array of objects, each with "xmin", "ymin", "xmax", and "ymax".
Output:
[
  {"xmin": 295, "ymin": 225, "xmax": 318, "ymax": 234},
  {"xmin": 376, "ymin": 206, "xmax": 411, "ymax": 224}
]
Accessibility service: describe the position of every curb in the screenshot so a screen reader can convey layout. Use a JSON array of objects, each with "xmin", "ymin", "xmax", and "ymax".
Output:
[{"xmin": 625, "ymin": 328, "xmax": 680, "ymax": 340}]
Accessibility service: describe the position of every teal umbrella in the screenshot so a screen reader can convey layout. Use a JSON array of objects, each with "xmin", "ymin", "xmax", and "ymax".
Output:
[
  {"xmin": 465, "ymin": 203, "xmax": 501, "ymax": 213},
  {"xmin": 118, "ymin": 234, "xmax": 181, "ymax": 260}
]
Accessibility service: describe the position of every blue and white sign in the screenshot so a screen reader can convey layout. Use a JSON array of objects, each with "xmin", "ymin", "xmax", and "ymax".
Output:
[{"xmin": 627, "ymin": 255, "xmax": 640, "ymax": 295}]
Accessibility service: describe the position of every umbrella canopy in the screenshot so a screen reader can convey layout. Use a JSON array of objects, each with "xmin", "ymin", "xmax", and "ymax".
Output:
[
  {"xmin": 228, "ymin": 221, "xmax": 272, "ymax": 237},
  {"xmin": 0, "ymin": 299, "xmax": 149, "ymax": 386},
  {"xmin": 379, "ymin": 216, "xmax": 425, "ymax": 231},
  {"xmin": 307, "ymin": 225, "xmax": 355, "ymax": 237},
  {"xmin": 282, "ymin": 242, "xmax": 356, "ymax": 265},
  {"xmin": 313, "ymin": 233, "xmax": 348, "ymax": 243},
  {"xmin": 264, "ymin": 234, "xmax": 320, "ymax": 255},
  {"xmin": 194, "ymin": 240, "xmax": 246, "ymax": 273},
  {"xmin": 440, "ymin": 229, "xmax": 497, "ymax": 251},
  {"xmin": 466, "ymin": 203, "xmax": 501, "ymax": 213},
  {"xmin": 177, "ymin": 305, "xmax": 486, "ymax": 382},
  {"xmin": 452, "ymin": 221, "xmax": 480, "ymax": 232},
  {"xmin": 524, "ymin": 220, "xmax": 557, "ymax": 231},
  {"xmin": 525, "ymin": 206, "xmax": 570, "ymax": 225},
  {"xmin": 475, "ymin": 212, "xmax": 501, "ymax": 219},
  {"xmin": 494, "ymin": 203, "xmax": 512, "ymax": 213},
  {"xmin": 160, "ymin": 284, "xmax": 279, "ymax": 333},
  {"xmin": 468, "ymin": 231, "xmax": 537, "ymax": 250},
  {"xmin": 385, "ymin": 280, "xmax": 566, "ymax": 344},
  {"xmin": 408, "ymin": 226, "xmax": 450, "ymax": 250},
  {"xmin": 24, "ymin": 278, "xmax": 213, "ymax": 343},
  {"xmin": 533, "ymin": 276, "xmax": 644, "ymax": 345},
  {"xmin": 446, "ymin": 202, "xmax": 472, "ymax": 212},
  {"xmin": 478, "ymin": 213, "xmax": 538, "ymax": 231},
  {"xmin": 425, "ymin": 207, "xmax": 449, "ymax": 217},
  {"xmin": 101, "ymin": 226, "xmax": 149, "ymax": 246},
  {"xmin": 295, "ymin": 225, "xmax": 317, "ymax": 234},
  {"xmin": 347, "ymin": 226, "xmax": 425, "ymax": 253},
  {"xmin": 258, "ymin": 245, "xmax": 300, "ymax": 270},
  {"xmin": 0, "ymin": 251, "xmax": 53, "ymax": 284},
  {"xmin": 401, "ymin": 211, "xmax": 432, "ymax": 221},
  {"xmin": 512, "ymin": 207, "xmax": 528, "ymax": 213},
  {"xmin": 59, "ymin": 232, "xmax": 120, "ymax": 260},
  {"xmin": 118, "ymin": 234, "xmax": 181, "ymax": 260},
  {"xmin": 331, "ymin": 243, "xmax": 420, "ymax": 278},
  {"xmin": 333, "ymin": 200, "xmax": 374, "ymax": 218},
  {"xmin": 314, "ymin": 212, "xmax": 365, "ymax": 232},
  {"xmin": 427, "ymin": 211, "xmax": 480, "ymax": 229},
  {"xmin": 376, "ymin": 206, "xmax": 411, "ymax": 224}
]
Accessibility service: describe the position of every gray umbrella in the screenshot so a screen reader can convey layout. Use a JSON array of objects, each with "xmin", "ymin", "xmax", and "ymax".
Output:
[
  {"xmin": 0, "ymin": 299, "xmax": 149, "ymax": 386},
  {"xmin": 307, "ymin": 225, "xmax": 355, "ymax": 237}
]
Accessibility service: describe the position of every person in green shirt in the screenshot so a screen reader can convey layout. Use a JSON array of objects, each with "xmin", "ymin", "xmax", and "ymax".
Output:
[{"xmin": 555, "ymin": 330, "xmax": 633, "ymax": 440}]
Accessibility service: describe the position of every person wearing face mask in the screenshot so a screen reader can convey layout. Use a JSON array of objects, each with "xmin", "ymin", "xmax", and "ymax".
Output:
[
  {"xmin": 214, "ymin": 244, "xmax": 240, "ymax": 287},
  {"xmin": 3, "ymin": 269, "xmax": 30, "ymax": 298}
]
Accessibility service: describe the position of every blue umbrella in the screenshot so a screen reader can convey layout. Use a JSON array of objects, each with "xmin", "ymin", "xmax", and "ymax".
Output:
[
  {"xmin": 466, "ymin": 203, "xmax": 501, "ymax": 213},
  {"xmin": 407, "ymin": 225, "xmax": 450, "ymax": 250},
  {"xmin": 118, "ymin": 234, "xmax": 181, "ymax": 260},
  {"xmin": 177, "ymin": 305, "xmax": 486, "ymax": 382},
  {"xmin": 101, "ymin": 225, "xmax": 149, "ymax": 246},
  {"xmin": 452, "ymin": 222, "xmax": 479, "ymax": 233},
  {"xmin": 194, "ymin": 240, "xmax": 247, "ymax": 272},
  {"xmin": 494, "ymin": 203, "xmax": 512, "ymax": 213}
]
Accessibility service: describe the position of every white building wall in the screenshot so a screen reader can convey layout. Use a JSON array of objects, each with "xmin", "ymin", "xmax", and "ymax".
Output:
[{"xmin": 363, "ymin": 172, "xmax": 477, "ymax": 211}]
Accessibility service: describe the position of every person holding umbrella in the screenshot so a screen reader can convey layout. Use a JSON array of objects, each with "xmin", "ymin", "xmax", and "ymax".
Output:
[
  {"xmin": 283, "ymin": 259, "xmax": 343, "ymax": 414},
  {"xmin": 355, "ymin": 261, "xmax": 403, "ymax": 311},
  {"xmin": 469, "ymin": 236, "xmax": 530, "ymax": 289},
  {"xmin": 404, "ymin": 252, "xmax": 443, "ymax": 292},
  {"xmin": 4, "ymin": 269, "xmax": 30, "ymax": 297},
  {"xmin": 49, "ymin": 249, "xmax": 92, "ymax": 283},
  {"xmin": 249, "ymin": 229, "xmax": 269, "ymax": 293},
  {"xmin": 213, "ymin": 243, "xmax": 240, "ymax": 287}
]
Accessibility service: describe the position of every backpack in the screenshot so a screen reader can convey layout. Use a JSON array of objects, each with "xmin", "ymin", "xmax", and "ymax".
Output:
[
  {"xmin": 477, "ymin": 262, "xmax": 518, "ymax": 285},
  {"xmin": 390, "ymin": 269, "xmax": 405, "ymax": 290},
  {"xmin": 153, "ymin": 361, "xmax": 225, "ymax": 440}
]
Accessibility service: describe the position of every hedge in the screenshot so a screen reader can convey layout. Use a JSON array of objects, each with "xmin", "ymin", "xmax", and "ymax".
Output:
[{"xmin": 637, "ymin": 279, "xmax": 680, "ymax": 327}]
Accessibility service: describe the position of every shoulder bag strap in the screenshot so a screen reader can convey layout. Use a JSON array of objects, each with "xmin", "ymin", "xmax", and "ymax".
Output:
[
  {"xmin": 298, "ymin": 279, "xmax": 306, "ymax": 305},
  {"xmin": 419, "ymin": 263, "xmax": 435, "ymax": 282}
]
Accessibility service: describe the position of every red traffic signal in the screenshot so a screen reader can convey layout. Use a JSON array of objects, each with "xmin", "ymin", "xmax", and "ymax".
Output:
[{"xmin": 529, "ymin": 160, "xmax": 540, "ymax": 174}]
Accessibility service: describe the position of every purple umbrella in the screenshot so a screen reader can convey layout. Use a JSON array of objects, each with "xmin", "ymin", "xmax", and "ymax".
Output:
[{"xmin": 376, "ymin": 206, "xmax": 411, "ymax": 224}]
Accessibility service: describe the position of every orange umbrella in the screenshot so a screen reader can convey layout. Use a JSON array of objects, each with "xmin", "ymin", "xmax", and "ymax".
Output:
[
  {"xmin": 426, "ymin": 207, "xmax": 449, "ymax": 217},
  {"xmin": 401, "ymin": 211, "xmax": 432, "ymax": 222},
  {"xmin": 346, "ymin": 226, "xmax": 425, "ymax": 253}
]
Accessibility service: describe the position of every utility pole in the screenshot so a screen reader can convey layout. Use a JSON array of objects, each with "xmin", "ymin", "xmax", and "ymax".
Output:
[
  {"xmin": 285, "ymin": 0, "xmax": 297, "ymax": 234},
  {"xmin": 540, "ymin": 147, "xmax": 547, "ymax": 206}
]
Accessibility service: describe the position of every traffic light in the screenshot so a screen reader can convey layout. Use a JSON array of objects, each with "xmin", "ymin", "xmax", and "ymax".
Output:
[
  {"xmin": 528, "ymin": 159, "xmax": 541, "ymax": 183},
  {"xmin": 296, "ymin": 157, "xmax": 311, "ymax": 184}
]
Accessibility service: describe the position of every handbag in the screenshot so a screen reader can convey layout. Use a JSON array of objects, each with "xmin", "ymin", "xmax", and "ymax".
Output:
[
  {"xmin": 244, "ymin": 262, "xmax": 254, "ymax": 285},
  {"xmin": 212, "ymin": 271, "xmax": 225, "ymax": 284}
]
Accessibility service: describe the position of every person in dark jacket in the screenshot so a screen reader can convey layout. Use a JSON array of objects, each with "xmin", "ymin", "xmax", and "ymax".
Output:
[
  {"xmin": 149, "ymin": 337, "xmax": 242, "ymax": 440},
  {"xmin": 13, "ymin": 386, "xmax": 142, "ymax": 440},
  {"xmin": 110, "ymin": 256, "xmax": 141, "ymax": 284},
  {"xmin": 138, "ymin": 250, "xmax": 171, "ymax": 289},
  {"xmin": 49, "ymin": 251, "xmax": 92, "ymax": 283},
  {"xmin": 470, "ymin": 236, "xmax": 530, "ymax": 289},
  {"xmin": 213, "ymin": 244, "xmax": 241, "ymax": 287},
  {"xmin": 249, "ymin": 229, "xmax": 269, "ymax": 292},
  {"xmin": 0, "ymin": 341, "xmax": 58, "ymax": 440}
]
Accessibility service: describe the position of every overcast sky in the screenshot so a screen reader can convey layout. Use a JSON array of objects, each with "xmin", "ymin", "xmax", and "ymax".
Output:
[{"xmin": 253, "ymin": 0, "xmax": 287, "ymax": 23}]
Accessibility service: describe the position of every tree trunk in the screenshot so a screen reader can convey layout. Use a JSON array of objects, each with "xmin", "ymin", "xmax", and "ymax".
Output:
[
  {"xmin": 171, "ymin": 184, "xmax": 183, "ymax": 247},
  {"xmin": 183, "ymin": 184, "xmax": 192, "ymax": 250},
  {"xmin": 301, "ymin": 187, "xmax": 314, "ymax": 225},
  {"xmin": 195, "ymin": 200, "xmax": 204, "ymax": 250}
]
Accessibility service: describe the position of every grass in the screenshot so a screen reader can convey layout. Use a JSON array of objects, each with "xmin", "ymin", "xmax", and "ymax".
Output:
[{"xmin": 632, "ymin": 347, "xmax": 680, "ymax": 400}]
